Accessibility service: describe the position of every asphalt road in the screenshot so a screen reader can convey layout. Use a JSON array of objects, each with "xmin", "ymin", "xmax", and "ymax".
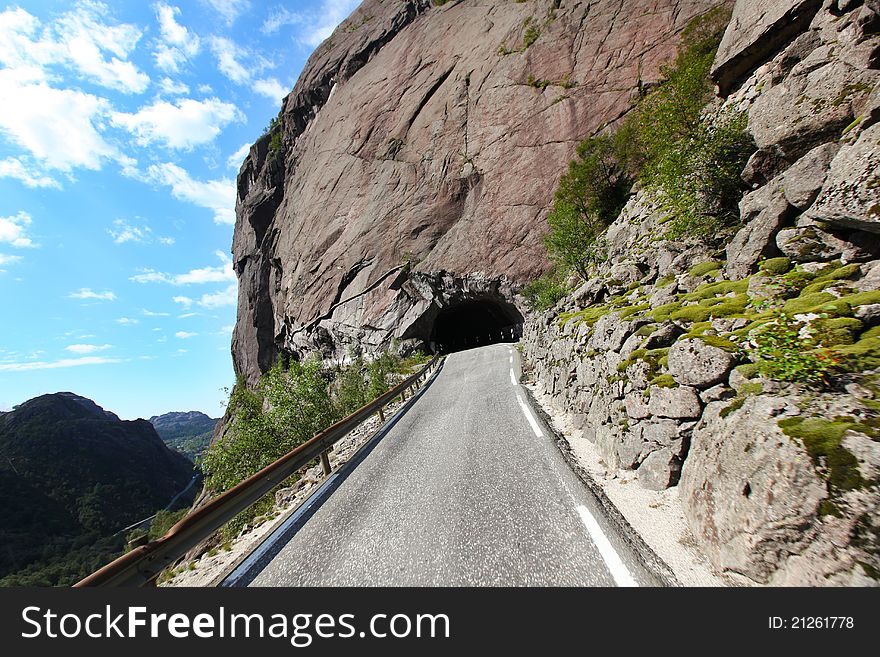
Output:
[{"xmin": 239, "ymin": 343, "xmax": 659, "ymax": 587}]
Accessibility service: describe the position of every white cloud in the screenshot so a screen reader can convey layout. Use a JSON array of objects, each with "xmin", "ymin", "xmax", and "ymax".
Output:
[
  {"xmin": 69, "ymin": 287, "xmax": 115, "ymax": 301},
  {"xmin": 203, "ymin": 0, "xmax": 251, "ymax": 26},
  {"xmin": 253, "ymin": 77, "xmax": 287, "ymax": 103},
  {"xmin": 112, "ymin": 97, "xmax": 242, "ymax": 150},
  {"xmin": 65, "ymin": 343, "xmax": 112, "ymax": 354},
  {"xmin": 0, "ymin": 211, "xmax": 35, "ymax": 248},
  {"xmin": 266, "ymin": 0, "xmax": 358, "ymax": 47},
  {"xmin": 138, "ymin": 162, "xmax": 235, "ymax": 224},
  {"xmin": 0, "ymin": 254, "xmax": 22, "ymax": 266},
  {"xmin": 0, "ymin": 157, "xmax": 60, "ymax": 188},
  {"xmin": 0, "ymin": 4, "xmax": 149, "ymax": 94},
  {"xmin": 158, "ymin": 236, "xmax": 176, "ymax": 245},
  {"xmin": 108, "ymin": 219, "xmax": 151, "ymax": 244},
  {"xmin": 116, "ymin": 316, "xmax": 139, "ymax": 325},
  {"xmin": 142, "ymin": 309, "xmax": 170, "ymax": 317},
  {"xmin": 0, "ymin": 356, "xmax": 122, "ymax": 372},
  {"xmin": 173, "ymin": 296, "xmax": 194, "ymax": 307},
  {"xmin": 209, "ymin": 36, "xmax": 250, "ymax": 84},
  {"xmin": 262, "ymin": 7, "xmax": 303, "ymax": 34},
  {"xmin": 178, "ymin": 312, "xmax": 198, "ymax": 318},
  {"xmin": 158, "ymin": 77, "xmax": 190, "ymax": 95},
  {"xmin": 0, "ymin": 71, "xmax": 118, "ymax": 172},
  {"xmin": 227, "ymin": 142, "xmax": 251, "ymax": 168},
  {"xmin": 153, "ymin": 2, "xmax": 200, "ymax": 73},
  {"xmin": 131, "ymin": 250, "xmax": 235, "ymax": 285},
  {"xmin": 175, "ymin": 331, "xmax": 198, "ymax": 339},
  {"xmin": 198, "ymin": 283, "xmax": 237, "ymax": 308}
]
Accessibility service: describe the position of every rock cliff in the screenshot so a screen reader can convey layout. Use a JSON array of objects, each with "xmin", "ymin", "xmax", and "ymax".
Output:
[
  {"xmin": 232, "ymin": 0, "xmax": 722, "ymax": 382},
  {"xmin": 523, "ymin": 0, "xmax": 880, "ymax": 584}
]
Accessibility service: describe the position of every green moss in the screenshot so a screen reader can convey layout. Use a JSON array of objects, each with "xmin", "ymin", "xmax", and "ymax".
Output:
[
  {"xmin": 681, "ymin": 279, "xmax": 749, "ymax": 302},
  {"xmin": 839, "ymin": 290, "xmax": 880, "ymax": 308},
  {"xmin": 777, "ymin": 416, "xmax": 865, "ymax": 492},
  {"xmin": 720, "ymin": 381, "xmax": 762, "ymax": 418},
  {"xmin": 617, "ymin": 348, "xmax": 648, "ymax": 372},
  {"xmin": 670, "ymin": 305, "xmax": 712, "ymax": 323},
  {"xmin": 833, "ymin": 335, "xmax": 880, "ymax": 371},
  {"xmin": 635, "ymin": 323, "xmax": 658, "ymax": 337},
  {"xmin": 649, "ymin": 302, "xmax": 683, "ymax": 321},
  {"xmin": 816, "ymin": 262, "xmax": 860, "ymax": 283},
  {"xmin": 734, "ymin": 363, "xmax": 761, "ymax": 379},
  {"xmin": 720, "ymin": 396, "xmax": 744, "ymax": 418},
  {"xmin": 617, "ymin": 303, "xmax": 650, "ymax": 319},
  {"xmin": 559, "ymin": 304, "xmax": 611, "ymax": 328},
  {"xmin": 800, "ymin": 279, "xmax": 835, "ymax": 296},
  {"xmin": 649, "ymin": 373, "xmax": 677, "ymax": 388},
  {"xmin": 783, "ymin": 292, "xmax": 836, "ymax": 315},
  {"xmin": 656, "ymin": 274, "xmax": 676, "ymax": 287},
  {"xmin": 818, "ymin": 500, "xmax": 844, "ymax": 518},
  {"xmin": 814, "ymin": 317, "xmax": 863, "ymax": 347},
  {"xmin": 698, "ymin": 335, "xmax": 741, "ymax": 353},
  {"xmin": 688, "ymin": 261, "xmax": 723, "ymax": 277},
  {"xmin": 758, "ymin": 257, "xmax": 792, "ymax": 275}
]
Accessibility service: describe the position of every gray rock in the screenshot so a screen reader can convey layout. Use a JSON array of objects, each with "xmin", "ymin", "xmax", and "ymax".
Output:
[
  {"xmin": 749, "ymin": 61, "xmax": 874, "ymax": 160},
  {"xmin": 806, "ymin": 123, "xmax": 880, "ymax": 233},
  {"xmin": 641, "ymin": 419, "xmax": 688, "ymax": 453},
  {"xmin": 711, "ymin": 0, "xmax": 824, "ymax": 96},
  {"xmin": 624, "ymin": 393, "xmax": 651, "ymax": 420},
  {"xmin": 775, "ymin": 225, "xmax": 849, "ymax": 261},
  {"xmin": 725, "ymin": 183, "xmax": 795, "ymax": 279},
  {"xmin": 647, "ymin": 385, "xmax": 702, "ymax": 419},
  {"xmin": 855, "ymin": 303, "xmax": 880, "ymax": 325},
  {"xmin": 781, "ymin": 142, "xmax": 840, "ymax": 209},
  {"xmin": 643, "ymin": 321, "xmax": 684, "ymax": 349},
  {"xmin": 679, "ymin": 396, "xmax": 827, "ymax": 582},
  {"xmin": 667, "ymin": 338, "xmax": 737, "ymax": 388},
  {"xmin": 700, "ymin": 384, "xmax": 735, "ymax": 403},
  {"xmin": 741, "ymin": 147, "xmax": 788, "ymax": 188},
  {"xmin": 638, "ymin": 448, "xmax": 681, "ymax": 490}
]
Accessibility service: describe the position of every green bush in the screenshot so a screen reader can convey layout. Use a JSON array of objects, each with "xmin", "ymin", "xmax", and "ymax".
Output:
[
  {"xmin": 749, "ymin": 314, "xmax": 841, "ymax": 383},
  {"xmin": 543, "ymin": 135, "xmax": 631, "ymax": 278},
  {"xmin": 616, "ymin": 5, "xmax": 751, "ymax": 240},
  {"xmin": 522, "ymin": 268, "xmax": 569, "ymax": 311}
]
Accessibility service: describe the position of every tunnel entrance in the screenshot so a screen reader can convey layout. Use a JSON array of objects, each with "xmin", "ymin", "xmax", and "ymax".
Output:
[{"xmin": 429, "ymin": 298, "xmax": 523, "ymax": 354}]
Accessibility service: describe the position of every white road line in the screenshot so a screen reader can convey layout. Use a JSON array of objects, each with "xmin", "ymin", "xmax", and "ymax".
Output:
[
  {"xmin": 515, "ymin": 393, "xmax": 543, "ymax": 438},
  {"xmin": 576, "ymin": 505, "xmax": 639, "ymax": 587},
  {"xmin": 510, "ymin": 368, "xmax": 517, "ymax": 385}
]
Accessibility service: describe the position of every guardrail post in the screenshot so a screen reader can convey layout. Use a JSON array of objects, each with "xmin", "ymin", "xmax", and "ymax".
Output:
[
  {"xmin": 319, "ymin": 450, "xmax": 332, "ymax": 476},
  {"xmin": 378, "ymin": 406, "xmax": 385, "ymax": 422}
]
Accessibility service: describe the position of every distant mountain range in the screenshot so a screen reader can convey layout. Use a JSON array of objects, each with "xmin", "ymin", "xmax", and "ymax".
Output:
[
  {"xmin": 0, "ymin": 393, "xmax": 197, "ymax": 586},
  {"xmin": 149, "ymin": 411, "xmax": 218, "ymax": 460}
]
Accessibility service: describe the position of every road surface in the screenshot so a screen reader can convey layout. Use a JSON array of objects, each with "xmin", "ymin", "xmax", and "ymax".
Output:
[{"xmin": 230, "ymin": 343, "xmax": 659, "ymax": 587}]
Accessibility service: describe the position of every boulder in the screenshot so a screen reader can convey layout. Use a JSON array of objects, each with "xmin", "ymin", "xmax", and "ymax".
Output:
[
  {"xmin": 638, "ymin": 448, "xmax": 681, "ymax": 490},
  {"xmin": 667, "ymin": 338, "xmax": 737, "ymax": 388},
  {"xmin": 775, "ymin": 225, "xmax": 850, "ymax": 262},
  {"xmin": 806, "ymin": 123, "xmax": 880, "ymax": 233},
  {"xmin": 780, "ymin": 142, "xmax": 840, "ymax": 209},
  {"xmin": 624, "ymin": 393, "xmax": 651, "ymax": 420},
  {"xmin": 725, "ymin": 183, "xmax": 795, "ymax": 279},
  {"xmin": 679, "ymin": 396, "xmax": 827, "ymax": 582},
  {"xmin": 711, "ymin": 0, "xmax": 824, "ymax": 95},
  {"xmin": 647, "ymin": 385, "xmax": 702, "ymax": 419},
  {"xmin": 749, "ymin": 61, "xmax": 876, "ymax": 160}
]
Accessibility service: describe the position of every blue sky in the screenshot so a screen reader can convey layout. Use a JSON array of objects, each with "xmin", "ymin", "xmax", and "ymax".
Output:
[{"xmin": 0, "ymin": 0, "xmax": 359, "ymax": 419}]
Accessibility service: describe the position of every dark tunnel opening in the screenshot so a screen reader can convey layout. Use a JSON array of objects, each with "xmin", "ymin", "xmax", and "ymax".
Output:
[{"xmin": 429, "ymin": 298, "xmax": 524, "ymax": 354}]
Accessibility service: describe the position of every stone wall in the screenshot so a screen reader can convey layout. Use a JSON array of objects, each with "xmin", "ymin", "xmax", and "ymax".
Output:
[{"xmin": 523, "ymin": 0, "xmax": 880, "ymax": 585}]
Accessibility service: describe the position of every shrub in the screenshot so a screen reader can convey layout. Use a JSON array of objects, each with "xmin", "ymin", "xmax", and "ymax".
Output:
[
  {"xmin": 522, "ymin": 268, "xmax": 568, "ymax": 311},
  {"xmin": 749, "ymin": 314, "xmax": 841, "ymax": 383},
  {"xmin": 616, "ymin": 5, "xmax": 751, "ymax": 240},
  {"xmin": 544, "ymin": 135, "xmax": 630, "ymax": 278}
]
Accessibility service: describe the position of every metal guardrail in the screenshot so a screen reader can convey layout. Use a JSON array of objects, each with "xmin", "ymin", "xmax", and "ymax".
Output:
[{"xmin": 75, "ymin": 355, "xmax": 441, "ymax": 587}]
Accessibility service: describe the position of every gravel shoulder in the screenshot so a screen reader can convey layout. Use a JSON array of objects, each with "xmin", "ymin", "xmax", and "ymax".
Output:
[{"xmin": 525, "ymin": 381, "xmax": 753, "ymax": 588}]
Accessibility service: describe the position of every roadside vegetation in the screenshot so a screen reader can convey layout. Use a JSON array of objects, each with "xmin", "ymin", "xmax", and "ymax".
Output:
[
  {"xmin": 525, "ymin": 6, "xmax": 751, "ymax": 310},
  {"xmin": 199, "ymin": 351, "xmax": 429, "ymax": 539}
]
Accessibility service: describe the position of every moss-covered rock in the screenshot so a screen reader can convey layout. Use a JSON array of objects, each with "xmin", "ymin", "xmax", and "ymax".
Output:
[
  {"xmin": 688, "ymin": 261, "xmax": 724, "ymax": 277},
  {"xmin": 670, "ymin": 305, "xmax": 713, "ymax": 323},
  {"xmin": 777, "ymin": 416, "xmax": 866, "ymax": 493},
  {"xmin": 758, "ymin": 257, "xmax": 792, "ymax": 275}
]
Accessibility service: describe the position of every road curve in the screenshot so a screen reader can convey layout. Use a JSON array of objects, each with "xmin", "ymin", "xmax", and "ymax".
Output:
[{"xmin": 236, "ymin": 343, "xmax": 660, "ymax": 586}]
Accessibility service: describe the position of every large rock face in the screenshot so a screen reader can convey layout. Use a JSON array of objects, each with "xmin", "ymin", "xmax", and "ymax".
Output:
[{"xmin": 232, "ymin": 0, "xmax": 723, "ymax": 382}]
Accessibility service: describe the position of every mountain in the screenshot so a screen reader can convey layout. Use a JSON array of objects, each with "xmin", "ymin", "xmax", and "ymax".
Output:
[
  {"xmin": 0, "ymin": 393, "xmax": 196, "ymax": 586},
  {"xmin": 149, "ymin": 411, "xmax": 218, "ymax": 460},
  {"xmin": 231, "ymin": 0, "xmax": 720, "ymax": 382}
]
